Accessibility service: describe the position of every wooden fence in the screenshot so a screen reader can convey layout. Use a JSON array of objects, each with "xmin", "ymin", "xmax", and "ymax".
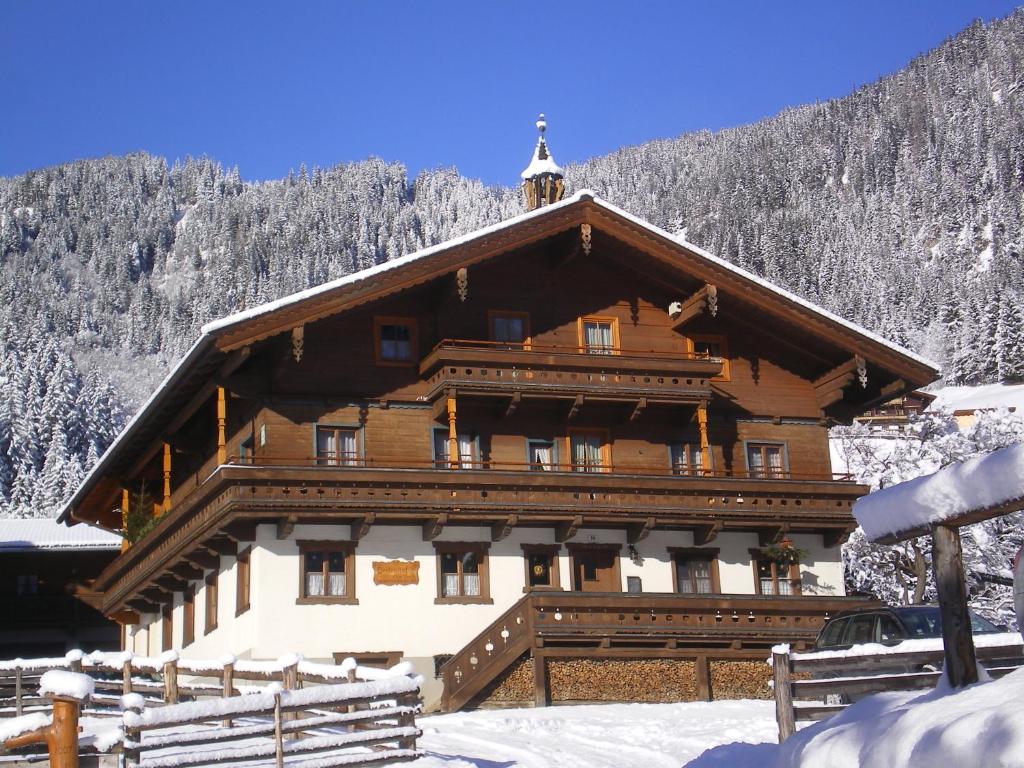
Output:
[{"xmin": 772, "ymin": 636, "xmax": 1024, "ymax": 741}]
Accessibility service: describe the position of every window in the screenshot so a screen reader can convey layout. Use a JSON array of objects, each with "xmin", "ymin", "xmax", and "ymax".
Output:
[
  {"xmin": 671, "ymin": 548, "xmax": 720, "ymax": 594},
  {"xmin": 669, "ymin": 442, "xmax": 704, "ymax": 476},
  {"xmin": 239, "ymin": 434, "xmax": 254, "ymax": 465},
  {"xmin": 183, "ymin": 587, "xmax": 195, "ymax": 647},
  {"xmin": 434, "ymin": 543, "xmax": 491, "ymax": 604},
  {"xmin": 527, "ymin": 439, "xmax": 557, "ymax": 471},
  {"xmin": 567, "ymin": 430, "xmax": 610, "ymax": 472},
  {"xmin": 746, "ymin": 443, "xmax": 787, "ymax": 478},
  {"xmin": 489, "ymin": 311, "xmax": 530, "ymax": 349},
  {"xmin": 752, "ymin": 552, "xmax": 801, "ymax": 596},
  {"xmin": 432, "ymin": 429, "xmax": 478, "ymax": 468},
  {"xmin": 16, "ymin": 574, "xmax": 38, "ymax": 596},
  {"xmin": 162, "ymin": 603, "xmax": 173, "ymax": 652},
  {"xmin": 204, "ymin": 571, "xmax": 218, "ymax": 635},
  {"xmin": 316, "ymin": 426, "xmax": 360, "ymax": 466},
  {"xmin": 236, "ymin": 547, "xmax": 251, "ymax": 616},
  {"xmin": 522, "ymin": 544, "xmax": 561, "ymax": 590},
  {"xmin": 688, "ymin": 334, "xmax": 730, "ymax": 380},
  {"xmin": 297, "ymin": 541, "xmax": 357, "ymax": 604},
  {"xmin": 374, "ymin": 316, "xmax": 417, "ymax": 365},
  {"xmin": 578, "ymin": 316, "xmax": 619, "ymax": 354}
]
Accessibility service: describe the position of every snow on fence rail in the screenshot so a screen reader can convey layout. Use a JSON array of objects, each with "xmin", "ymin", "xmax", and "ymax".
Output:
[{"xmin": 771, "ymin": 634, "xmax": 1024, "ymax": 741}]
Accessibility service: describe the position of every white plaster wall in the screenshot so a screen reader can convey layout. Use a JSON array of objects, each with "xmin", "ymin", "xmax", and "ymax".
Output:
[{"xmin": 792, "ymin": 532, "xmax": 845, "ymax": 596}]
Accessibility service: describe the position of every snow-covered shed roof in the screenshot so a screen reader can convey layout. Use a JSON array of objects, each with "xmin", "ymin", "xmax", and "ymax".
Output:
[
  {"xmin": 853, "ymin": 443, "xmax": 1024, "ymax": 543},
  {"xmin": 60, "ymin": 190, "xmax": 940, "ymax": 526},
  {"xmin": 928, "ymin": 383, "xmax": 1024, "ymax": 415},
  {"xmin": 0, "ymin": 518, "xmax": 122, "ymax": 551}
]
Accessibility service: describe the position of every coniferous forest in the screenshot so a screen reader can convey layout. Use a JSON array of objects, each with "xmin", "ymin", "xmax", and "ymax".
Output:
[{"xmin": 1, "ymin": 11, "xmax": 1023, "ymax": 519}]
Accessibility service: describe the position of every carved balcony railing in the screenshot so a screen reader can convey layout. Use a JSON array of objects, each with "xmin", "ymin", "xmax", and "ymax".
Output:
[
  {"xmin": 440, "ymin": 590, "xmax": 878, "ymax": 710},
  {"xmin": 418, "ymin": 339, "xmax": 723, "ymax": 404}
]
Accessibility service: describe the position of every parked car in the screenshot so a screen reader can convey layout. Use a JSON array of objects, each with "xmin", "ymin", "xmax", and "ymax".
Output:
[
  {"xmin": 814, "ymin": 605, "xmax": 1000, "ymax": 651},
  {"xmin": 1014, "ymin": 546, "xmax": 1024, "ymax": 640}
]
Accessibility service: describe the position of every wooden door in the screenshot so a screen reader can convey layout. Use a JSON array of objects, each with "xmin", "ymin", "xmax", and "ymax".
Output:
[{"xmin": 573, "ymin": 549, "xmax": 619, "ymax": 592}]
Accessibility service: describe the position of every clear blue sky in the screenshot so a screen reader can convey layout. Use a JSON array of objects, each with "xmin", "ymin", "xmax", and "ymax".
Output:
[{"xmin": 1, "ymin": 1, "xmax": 1020, "ymax": 187}]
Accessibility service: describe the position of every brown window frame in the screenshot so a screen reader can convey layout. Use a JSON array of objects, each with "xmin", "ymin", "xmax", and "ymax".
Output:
[
  {"xmin": 235, "ymin": 547, "xmax": 251, "ymax": 617},
  {"xmin": 488, "ymin": 310, "xmax": 532, "ymax": 350},
  {"xmin": 433, "ymin": 542, "xmax": 492, "ymax": 605},
  {"xmin": 668, "ymin": 441, "xmax": 705, "ymax": 476},
  {"xmin": 315, "ymin": 424, "xmax": 363, "ymax": 466},
  {"xmin": 745, "ymin": 441, "xmax": 789, "ymax": 479},
  {"xmin": 373, "ymin": 315, "xmax": 418, "ymax": 366},
  {"xmin": 565, "ymin": 428, "xmax": 612, "ymax": 473},
  {"xmin": 204, "ymin": 571, "xmax": 218, "ymax": 635},
  {"xmin": 749, "ymin": 548, "xmax": 802, "ymax": 596},
  {"xmin": 687, "ymin": 333, "xmax": 730, "ymax": 381},
  {"xmin": 668, "ymin": 547, "xmax": 721, "ymax": 594},
  {"xmin": 296, "ymin": 540, "xmax": 358, "ymax": 605},
  {"xmin": 577, "ymin": 315, "xmax": 621, "ymax": 355},
  {"xmin": 182, "ymin": 586, "xmax": 195, "ymax": 647},
  {"xmin": 161, "ymin": 602, "xmax": 173, "ymax": 652},
  {"xmin": 521, "ymin": 544, "xmax": 562, "ymax": 592}
]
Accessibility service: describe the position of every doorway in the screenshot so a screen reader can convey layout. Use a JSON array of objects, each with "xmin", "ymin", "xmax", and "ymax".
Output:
[{"xmin": 569, "ymin": 546, "xmax": 621, "ymax": 592}]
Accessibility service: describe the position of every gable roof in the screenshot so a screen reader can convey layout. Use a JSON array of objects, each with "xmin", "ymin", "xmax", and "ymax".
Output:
[
  {"xmin": 60, "ymin": 190, "xmax": 940, "ymax": 525},
  {"xmin": 0, "ymin": 518, "xmax": 122, "ymax": 551}
]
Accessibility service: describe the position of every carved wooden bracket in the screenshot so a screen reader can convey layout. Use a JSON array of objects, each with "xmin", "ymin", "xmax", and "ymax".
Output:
[
  {"xmin": 813, "ymin": 358, "xmax": 861, "ymax": 410},
  {"xmin": 223, "ymin": 520, "xmax": 257, "ymax": 543},
  {"xmin": 491, "ymin": 514, "xmax": 519, "ymax": 542},
  {"xmin": 823, "ymin": 525, "xmax": 857, "ymax": 548},
  {"xmin": 693, "ymin": 522, "xmax": 722, "ymax": 546},
  {"xmin": 567, "ymin": 394, "xmax": 584, "ymax": 421},
  {"xmin": 629, "ymin": 397, "xmax": 647, "ymax": 423},
  {"xmin": 184, "ymin": 548, "xmax": 220, "ymax": 570},
  {"xmin": 758, "ymin": 523, "xmax": 791, "ymax": 547},
  {"xmin": 291, "ymin": 325, "xmax": 304, "ymax": 363},
  {"xmin": 276, "ymin": 514, "xmax": 297, "ymax": 540},
  {"xmin": 580, "ymin": 223, "xmax": 592, "ymax": 255},
  {"xmin": 456, "ymin": 267, "xmax": 469, "ymax": 302},
  {"xmin": 422, "ymin": 513, "xmax": 449, "ymax": 541},
  {"xmin": 127, "ymin": 598, "xmax": 160, "ymax": 614},
  {"xmin": 352, "ymin": 513, "xmax": 376, "ymax": 541},
  {"xmin": 504, "ymin": 392, "xmax": 522, "ymax": 418},
  {"xmin": 156, "ymin": 575, "xmax": 188, "ymax": 593},
  {"xmin": 202, "ymin": 537, "xmax": 237, "ymax": 557},
  {"xmin": 855, "ymin": 355, "xmax": 868, "ymax": 388},
  {"xmin": 555, "ymin": 515, "xmax": 583, "ymax": 542},
  {"xmin": 169, "ymin": 562, "xmax": 204, "ymax": 581},
  {"xmin": 627, "ymin": 516, "xmax": 656, "ymax": 544},
  {"xmin": 670, "ymin": 284, "xmax": 718, "ymax": 329}
]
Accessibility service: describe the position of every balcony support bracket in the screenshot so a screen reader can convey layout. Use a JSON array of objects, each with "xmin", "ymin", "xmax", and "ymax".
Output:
[
  {"xmin": 627, "ymin": 516, "xmax": 656, "ymax": 544},
  {"xmin": 693, "ymin": 522, "xmax": 722, "ymax": 546},
  {"xmin": 491, "ymin": 514, "xmax": 519, "ymax": 542},
  {"xmin": 758, "ymin": 523, "xmax": 791, "ymax": 547},
  {"xmin": 555, "ymin": 515, "xmax": 583, "ymax": 543},
  {"xmin": 423, "ymin": 513, "xmax": 449, "ymax": 541},
  {"xmin": 353, "ymin": 513, "xmax": 376, "ymax": 541}
]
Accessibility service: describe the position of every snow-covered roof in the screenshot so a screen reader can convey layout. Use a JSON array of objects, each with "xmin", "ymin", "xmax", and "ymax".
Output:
[
  {"xmin": 928, "ymin": 383, "xmax": 1024, "ymax": 414},
  {"xmin": 520, "ymin": 138, "xmax": 564, "ymax": 179},
  {"xmin": 853, "ymin": 442, "xmax": 1024, "ymax": 542},
  {"xmin": 60, "ymin": 190, "xmax": 938, "ymax": 525},
  {"xmin": 0, "ymin": 518, "xmax": 122, "ymax": 551}
]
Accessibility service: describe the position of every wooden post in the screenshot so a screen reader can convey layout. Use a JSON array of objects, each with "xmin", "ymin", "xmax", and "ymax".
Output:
[
  {"xmin": 398, "ymin": 692, "xmax": 417, "ymax": 750},
  {"xmin": 696, "ymin": 405, "xmax": 710, "ymax": 475},
  {"xmin": 532, "ymin": 652, "xmax": 549, "ymax": 707},
  {"xmin": 14, "ymin": 667, "xmax": 22, "ymax": 716},
  {"xmin": 163, "ymin": 658, "xmax": 178, "ymax": 704},
  {"xmin": 123, "ymin": 697, "xmax": 144, "ymax": 768},
  {"xmin": 216, "ymin": 387, "xmax": 228, "ymax": 465},
  {"xmin": 273, "ymin": 692, "xmax": 284, "ymax": 768},
  {"xmin": 3, "ymin": 695, "xmax": 84, "ymax": 768},
  {"xmin": 121, "ymin": 489, "xmax": 130, "ymax": 551},
  {"xmin": 122, "ymin": 659, "xmax": 133, "ymax": 695},
  {"xmin": 446, "ymin": 393, "xmax": 459, "ymax": 469},
  {"xmin": 694, "ymin": 655, "xmax": 711, "ymax": 702},
  {"xmin": 347, "ymin": 666, "xmax": 357, "ymax": 714},
  {"xmin": 931, "ymin": 523, "xmax": 979, "ymax": 687},
  {"xmin": 282, "ymin": 660, "xmax": 299, "ymax": 733},
  {"xmin": 222, "ymin": 661, "xmax": 234, "ymax": 728},
  {"xmin": 162, "ymin": 443, "xmax": 172, "ymax": 514},
  {"xmin": 772, "ymin": 648, "xmax": 796, "ymax": 742}
]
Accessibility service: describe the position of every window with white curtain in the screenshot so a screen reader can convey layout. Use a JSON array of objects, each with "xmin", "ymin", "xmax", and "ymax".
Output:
[
  {"xmin": 300, "ymin": 545, "xmax": 354, "ymax": 602},
  {"xmin": 582, "ymin": 319, "xmax": 616, "ymax": 354},
  {"xmin": 570, "ymin": 432, "xmax": 607, "ymax": 472},
  {"xmin": 438, "ymin": 548, "xmax": 486, "ymax": 599},
  {"xmin": 747, "ymin": 443, "xmax": 787, "ymax": 478},
  {"xmin": 433, "ymin": 429, "xmax": 477, "ymax": 468},
  {"xmin": 670, "ymin": 442, "xmax": 704, "ymax": 476},
  {"xmin": 528, "ymin": 439, "xmax": 556, "ymax": 471},
  {"xmin": 316, "ymin": 426, "xmax": 359, "ymax": 466}
]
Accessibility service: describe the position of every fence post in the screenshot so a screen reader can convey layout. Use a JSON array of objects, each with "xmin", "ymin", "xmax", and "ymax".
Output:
[
  {"xmin": 282, "ymin": 659, "xmax": 299, "ymax": 735},
  {"xmin": 163, "ymin": 658, "xmax": 179, "ymax": 705},
  {"xmin": 772, "ymin": 647, "xmax": 796, "ymax": 742},
  {"xmin": 932, "ymin": 523, "xmax": 979, "ymax": 687},
  {"xmin": 346, "ymin": 666, "xmax": 357, "ymax": 714},
  {"xmin": 122, "ymin": 659, "xmax": 133, "ymax": 695},
  {"xmin": 123, "ymin": 696, "xmax": 144, "ymax": 768},
  {"xmin": 222, "ymin": 661, "xmax": 235, "ymax": 728},
  {"xmin": 14, "ymin": 667, "xmax": 23, "ymax": 716},
  {"xmin": 397, "ymin": 692, "xmax": 418, "ymax": 751},
  {"xmin": 273, "ymin": 691, "xmax": 284, "ymax": 768}
]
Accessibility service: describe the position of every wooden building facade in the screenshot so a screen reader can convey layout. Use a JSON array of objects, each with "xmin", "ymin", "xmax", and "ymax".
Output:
[{"xmin": 59, "ymin": 179, "xmax": 937, "ymax": 709}]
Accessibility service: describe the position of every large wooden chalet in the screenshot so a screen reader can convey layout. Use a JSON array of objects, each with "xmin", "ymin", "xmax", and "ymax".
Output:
[{"xmin": 60, "ymin": 123, "xmax": 938, "ymax": 710}]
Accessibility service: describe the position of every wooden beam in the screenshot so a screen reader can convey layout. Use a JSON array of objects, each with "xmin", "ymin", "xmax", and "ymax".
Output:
[
  {"xmin": 184, "ymin": 549, "xmax": 220, "ymax": 571},
  {"xmin": 759, "ymin": 524, "xmax": 790, "ymax": 547},
  {"xmin": 203, "ymin": 537, "xmax": 237, "ymax": 557},
  {"xmin": 533, "ymin": 651, "xmax": 550, "ymax": 707},
  {"xmin": 216, "ymin": 386, "xmax": 228, "ymax": 465},
  {"xmin": 423, "ymin": 513, "xmax": 448, "ymax": 541},
  {"xmin": 823, "ymin": 525, "xmax": 856, "ymax": 548},
  {"xmin": 223, "ymin": 520, "xmax": 257, "ymax": 543},
  {"xmin": 491, "ymin": 515, "xmax": 518, "ymax": 542},
  {"xmin": 352, "ymin": 513, "xmax": 375, "ymax": 541},
  {"xmin": 170, "ymin": 562, "xmax": 204, "ymax": 581},
  {"xmin": 156, "ymin": 575, "xmax": 188, "ymax": 592},
  {"xmin": 629, "ymin": 397, "xmax": 647, "ymax": 423},
  {"xmin": 627, "ymin": 516, "xmax": 656, "ymax": 544},
  {"xmin": 276, "ymin": 515, "xmax": 297, "ymax": 540},
  {"xmin": 141, "ymin": 585, "xmax": 172, "ymax": 605},
  {"xmin": 126, "ymin": 598, "xmax": 160, "ymax": 614},
  {"xmin": 555, "ymin": 515, "xmax": 583, "ymax": 543},
  {"xmin": 693, "ymin": 522, "xmax": 722, "ymax": 546},
  {"xmin": 813, "ymin": 358, "xmax": 859, "ymax": 410},
  {"xmin": 504, "ymin": 392, "xmax": 522, "ymax": 418},
  {"xmin": 567, "ymin": 394, "xmax": 584, "ymax": 421},
  {"xmin": 932, "ymin": 523, "xmax": 978, "ymax": 687},
  {"xmin": 670, "ymin": 284, "xmax": 716, "ymax": 329}
]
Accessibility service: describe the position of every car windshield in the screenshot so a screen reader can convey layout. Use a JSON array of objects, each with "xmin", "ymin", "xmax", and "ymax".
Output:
[{"xmin": 899, "ymin": 607, "xmax": 999, "ymax": 637}]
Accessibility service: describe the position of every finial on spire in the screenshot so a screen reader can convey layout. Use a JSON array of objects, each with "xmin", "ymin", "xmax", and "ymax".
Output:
[{"xmin": 521, "ymin": 113, "xmax": 565, "ymax": 210}]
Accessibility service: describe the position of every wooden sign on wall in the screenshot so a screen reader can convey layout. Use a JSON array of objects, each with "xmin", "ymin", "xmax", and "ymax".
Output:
[{"xmin": 372, "ymin": 560, "xmax": 420, "ymax": 586}]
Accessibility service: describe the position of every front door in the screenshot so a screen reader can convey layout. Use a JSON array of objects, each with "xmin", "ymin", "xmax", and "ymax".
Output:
[{"xmin": 573, "ymin": 549, "xmax": 619, "ymax": 592}]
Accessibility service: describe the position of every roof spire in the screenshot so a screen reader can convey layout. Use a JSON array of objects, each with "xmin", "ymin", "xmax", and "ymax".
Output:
[{"xmin": 521, "ymin": 113, "xmax": 565, "ymax": 210}]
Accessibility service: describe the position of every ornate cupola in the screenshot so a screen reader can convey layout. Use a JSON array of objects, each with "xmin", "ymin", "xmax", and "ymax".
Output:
[{"xmin": 521, "ymin": 113, "xmax": 565, "ymax": 210}]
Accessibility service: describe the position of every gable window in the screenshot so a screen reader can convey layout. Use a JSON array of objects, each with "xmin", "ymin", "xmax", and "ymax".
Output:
[
  {"xmin": 579, "ymin": 316, "xmax": 619, "ymax": 355},
  {"xmin": 670, "ymin": 548, "xmax": 720, "ymax": 594},
  {"xmin": 489, "ymin": 311, "xmax": 530, "ymax": 349},
  {"xmin": 434, "ymin": 542, "xmax": 492, "ymax": 604},
  {"xmin": 751, "ymin": 550, "xmax": 801, "ymax": 595},
  {"xmin": 669, "ymin": 442, "xmax": 704, "ymax": 476},
  {"xmin": 297, "ymin": 541, "xmax": 357, "ymax": 604},
  {"xmin": 183, "ymin": 586, "xmax": 195, "ymax": 647},
  {"xmin": 689, "ymin": 334, "xmax": 730, "ymax": 381},
  {"xmin": 527, "ymin": 439, "xmax": 557, "ymax": 471},
  {"xmin": 522, "ymin": 544, "xmax": 561, "ymax": 590},
  {"xmin": 374, "ymin": 316, "xmax": 417, "ymax": 365},
  {"xmin": 235, "ymin": 547, "xmax": 251, "ymax": 617},
  {"xmin": 204, "ymin": 571, "xmax": 218, "ymax": 635},
  {"xmin": 432, "ymin": 429, "xmax": 478, "ymax": 469},
  {"xmin": 746, "ymin": 442, "xmax": 787, "ymax": 479},
  {"xmin": 567, "ymin": 430, "xmax": 610, "ymax": 473},
  {"xmin": 316, "ymin": 426, "xmax": 360, "ymax": 466}
]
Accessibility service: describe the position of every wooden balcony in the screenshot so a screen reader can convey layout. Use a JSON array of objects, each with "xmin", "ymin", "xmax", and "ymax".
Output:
[
  {"xmin": 440, "ymin": 590, "xmax": 878, "ymax": 710},
  {"xmin": 419, "ymin": 340, "xmax": 723, "ymax": 405}
]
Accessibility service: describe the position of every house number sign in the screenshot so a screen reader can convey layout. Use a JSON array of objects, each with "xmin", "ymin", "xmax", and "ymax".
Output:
[{"xmin": 372, "ymin": 560, "xmax": 420, "ymax": 586}]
